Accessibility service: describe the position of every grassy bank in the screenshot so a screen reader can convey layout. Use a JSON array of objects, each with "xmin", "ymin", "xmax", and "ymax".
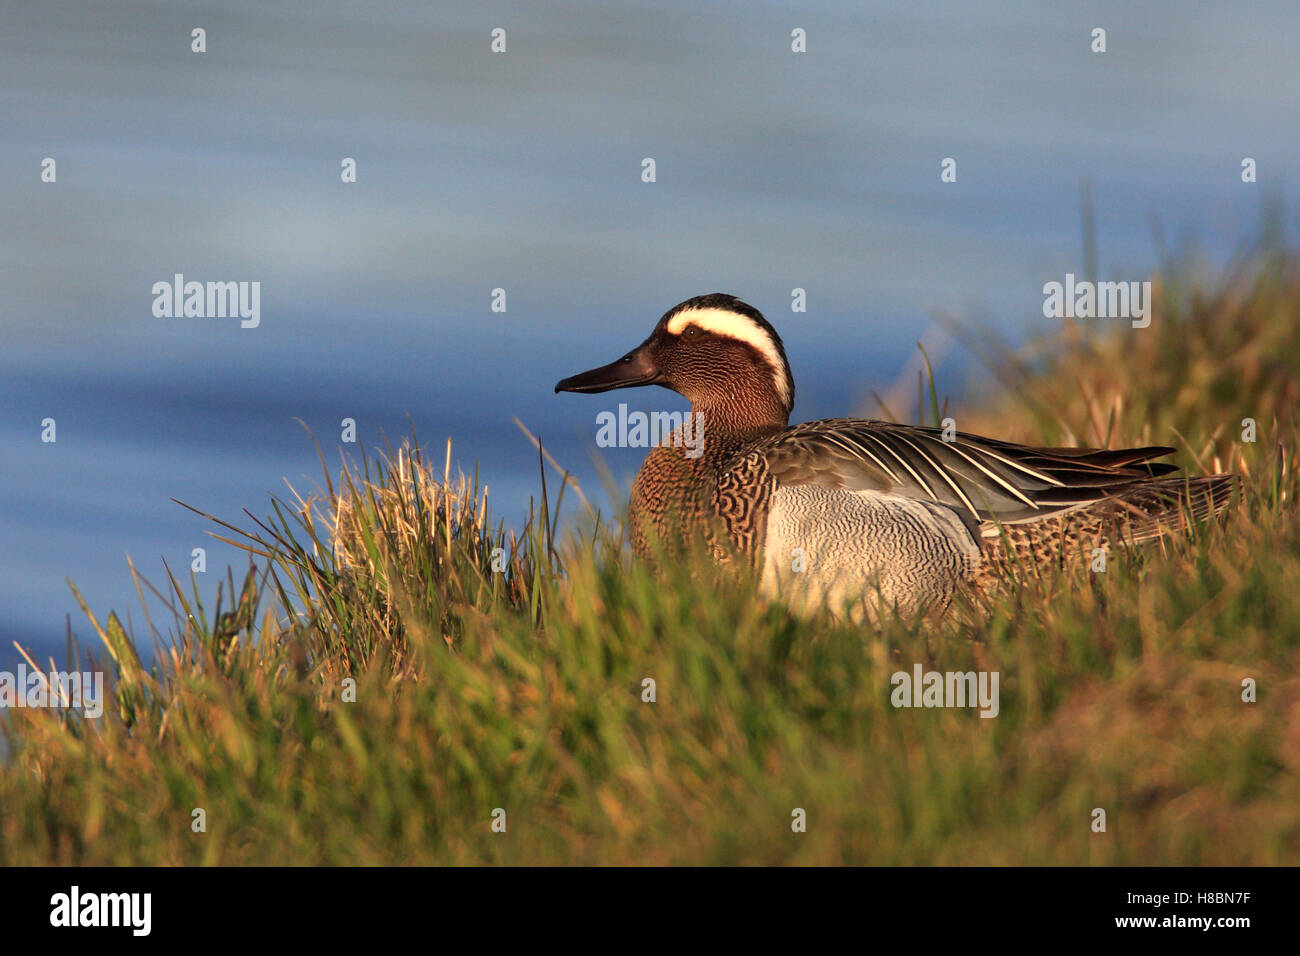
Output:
[{"xmin": 2, "ymin": 249, "xmax": 1297, "ymax": 865}]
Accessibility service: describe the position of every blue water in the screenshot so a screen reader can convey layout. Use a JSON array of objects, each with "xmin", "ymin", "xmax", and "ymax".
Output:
[{"xmin": 2, "ymin": 0, "xmax": 1297, "ymax": 669}]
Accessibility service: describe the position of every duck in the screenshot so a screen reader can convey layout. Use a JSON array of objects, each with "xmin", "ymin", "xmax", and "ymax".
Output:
[{"xmin": 555, "ymin": 293, "xmax": 1235, "ymax": 617}]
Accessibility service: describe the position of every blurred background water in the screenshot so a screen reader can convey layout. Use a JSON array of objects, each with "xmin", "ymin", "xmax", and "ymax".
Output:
[{"xmin": 2, "ymin": 0, "xmax": 1297, "ymax": 668}]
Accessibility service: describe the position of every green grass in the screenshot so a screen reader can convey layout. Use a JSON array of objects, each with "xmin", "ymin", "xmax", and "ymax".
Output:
[{"xmin": 2, "ymin": 249, "xmax": 1298, "ymax": 865}]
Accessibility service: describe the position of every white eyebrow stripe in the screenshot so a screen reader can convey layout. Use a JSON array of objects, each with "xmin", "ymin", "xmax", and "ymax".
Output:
[{"xmin": 665, "ymin": 306, "xmax": 791, "ymax": 408}]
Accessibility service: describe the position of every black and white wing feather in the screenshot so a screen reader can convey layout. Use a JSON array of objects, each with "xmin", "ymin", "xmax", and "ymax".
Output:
[{"xmin": 752, "ymin": 419, "xmax": 1181, "ymax": 527}]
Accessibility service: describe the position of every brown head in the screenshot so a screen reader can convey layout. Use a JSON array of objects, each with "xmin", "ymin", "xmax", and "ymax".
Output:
[{"xmin": 554, "ymin": 293, "xmax": 795, "ymax": 432}]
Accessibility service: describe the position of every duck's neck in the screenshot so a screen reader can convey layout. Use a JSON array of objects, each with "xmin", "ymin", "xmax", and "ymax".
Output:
[
  {"xmin": 690, "ymin": 395, "xmax": 789, "ymax": 446},
  {"xmin": 628, "ymin": 395, "xmax": 788, "ymax": 559}
]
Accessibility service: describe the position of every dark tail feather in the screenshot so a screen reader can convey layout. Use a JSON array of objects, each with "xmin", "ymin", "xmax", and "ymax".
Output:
[{"xmin": 1111, "ymin": 474, "xmax": 1239, "ymax": 542}]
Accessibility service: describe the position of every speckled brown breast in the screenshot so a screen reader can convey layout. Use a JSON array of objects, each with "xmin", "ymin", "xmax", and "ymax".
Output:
[{"xmin": 629, "ymin": 432, "xmax": 778, "ymax": 567}]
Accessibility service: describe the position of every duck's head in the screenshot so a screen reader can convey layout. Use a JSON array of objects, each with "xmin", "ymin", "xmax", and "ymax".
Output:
[{"xmin": 554, "ymin": 293, "xmax": 795, "ymax": 429}]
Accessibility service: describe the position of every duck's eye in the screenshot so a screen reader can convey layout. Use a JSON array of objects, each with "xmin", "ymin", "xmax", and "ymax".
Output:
[{"xmin": 685, "ymin": 326, "xmax": 699, "ymax": 337}]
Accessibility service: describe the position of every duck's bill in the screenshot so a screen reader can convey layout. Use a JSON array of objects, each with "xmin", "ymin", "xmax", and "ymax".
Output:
[{"xmin": 554, "ymin": 345, "xmax": 661, "ymax": 393}]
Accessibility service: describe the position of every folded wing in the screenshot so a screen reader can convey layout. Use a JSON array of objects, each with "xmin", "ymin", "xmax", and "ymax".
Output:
[{"xmin": 753, "ymin": 418, "xmax": 1182, "ymax": 527}]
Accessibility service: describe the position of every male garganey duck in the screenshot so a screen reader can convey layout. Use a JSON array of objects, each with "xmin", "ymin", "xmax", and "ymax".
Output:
[{"xmin": 555, "ymin": 294, "xmax": 1235, "ymax": 617}]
